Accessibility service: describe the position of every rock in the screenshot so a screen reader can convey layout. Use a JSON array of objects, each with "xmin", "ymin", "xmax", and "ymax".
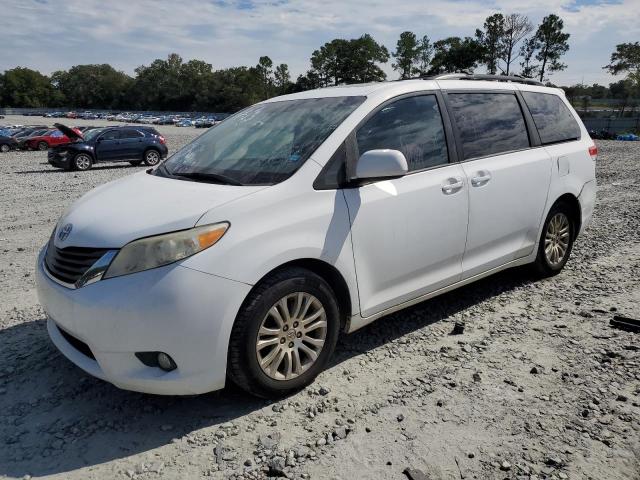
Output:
[
  {"xmin": 450, "ymin": 322, "xmax": 465, "ymax": 335},
  {"xmin": 472, "ymin": 372, "xmax": 482, "ymax": 382},
  {"xmin": 500, "ymin": 461, "xmax": 511, "ymax": 471},
  {"xmin": 267, "ymin": 456, "xmax": 286, "ymax": 475},
  {"xmin": 530, "ymin": 366, "xmax": 540, "ymax": 374},
  {"xmin": 319, "ymin": 386, "xmax": 330, "ymax": 396},
  {"xmin": 616, "ymin": 394, "xmax": 628, "ymax": 402},
  {"xmin": 258, "ymin": 432, "xmax": 281, "ymax": 449},
  {"xmin": 397, "ymin": 413, "xmax": 405, "ymax": 422}
]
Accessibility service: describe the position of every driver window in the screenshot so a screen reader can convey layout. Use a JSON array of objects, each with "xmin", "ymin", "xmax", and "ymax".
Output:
[
  {"xmin": 356, "ymin": 95, "xmax": 449, "ymax": 171},
  {"xmin": 101, "ymin": 130, "xmax": 119, "ymax": 141}
]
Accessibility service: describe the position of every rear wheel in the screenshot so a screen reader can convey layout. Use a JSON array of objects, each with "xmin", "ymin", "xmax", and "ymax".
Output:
[
  {"xmin": 533, "ymin": 202, "xmax": 575, "ymax": 277},
  {"xmin": 0, "ymin": 144, "xmax": 9, "ymax": 153},
  {"xmin": 143, "ymin": 149, "xmax": 160, "ymax": 166},
  {"xmin": 38, "ymin": 141, "xmax": 48, "ymax": 151},
  {"xmin": 73, "ymin": 153, "xmax": 92, "ymax": 171},
  {"xmin": 227, "ymin": 267, "xmax": 340, "ymax": 398}
]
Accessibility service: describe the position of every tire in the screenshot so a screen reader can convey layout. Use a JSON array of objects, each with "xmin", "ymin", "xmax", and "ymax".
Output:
[
  {"xmin": 0, "ymin": 144, "xmax": 9, "ymax": 153},
  {"xmin": 227, "ymin": 267, "xmax": 341, "ymax": 398},
  {"xmin": 143, "ymin": 149, "xmax": 161, "ymax": 166},
  {"xmin": 129, "ymin": 160, "xmax": 143, "ymax": 166},
  {"xmin": 72, "ymin": 153, "xmax": 93, "ymax": 171},
  {"xmin": 532, "ymin": 202, "xmax": 575, "ymax": 277},
  {"xmin": 38, "ymin": 141, "xmax": 48, "ymax": 151}
]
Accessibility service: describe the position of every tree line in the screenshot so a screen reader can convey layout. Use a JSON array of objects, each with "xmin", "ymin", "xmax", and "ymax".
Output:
[{"xmin": 0, "ymin": 11, "xmax": 638, "ymax": 113}]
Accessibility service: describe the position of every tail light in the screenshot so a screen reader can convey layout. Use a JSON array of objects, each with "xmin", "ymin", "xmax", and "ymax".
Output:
[
  {"xmin": 588, "ymin": 145, "xmax": 598, "ymax": 161},
  {"xmin": 158, "ymin": 135, "xmax": 166, "ymax": 145}
]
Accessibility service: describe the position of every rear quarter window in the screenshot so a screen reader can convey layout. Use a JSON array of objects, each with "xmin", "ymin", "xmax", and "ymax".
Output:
[{"xmin": 522, "ymin": 92, "xmax": 581, "ymax": 145}]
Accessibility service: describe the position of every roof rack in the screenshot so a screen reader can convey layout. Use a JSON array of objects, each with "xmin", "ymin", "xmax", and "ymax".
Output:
[{"xmin": 431, "ymin": 73, "xmax": 543, "ymax": 86}]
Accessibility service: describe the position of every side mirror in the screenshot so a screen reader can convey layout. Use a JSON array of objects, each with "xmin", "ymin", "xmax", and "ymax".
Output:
[{"xmin": 355, "ymin": 149, "xmax": 408, "ymax": 180}]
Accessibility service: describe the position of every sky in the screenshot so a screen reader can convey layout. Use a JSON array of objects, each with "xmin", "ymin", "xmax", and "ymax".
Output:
[{"xmin": 2, "ymin": 0, "xmax": 639, "ymax": 86}]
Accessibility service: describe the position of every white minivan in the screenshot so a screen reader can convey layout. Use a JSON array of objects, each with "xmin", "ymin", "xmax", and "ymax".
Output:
[{"xmin": 36, "ymin": 74, "xmax": 597, "ymax": 398}]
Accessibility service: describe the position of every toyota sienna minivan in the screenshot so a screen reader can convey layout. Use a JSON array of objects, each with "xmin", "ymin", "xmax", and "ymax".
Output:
[{"xmin": 36, "ymin": 74, "xmax": 596, "ymax": 398}]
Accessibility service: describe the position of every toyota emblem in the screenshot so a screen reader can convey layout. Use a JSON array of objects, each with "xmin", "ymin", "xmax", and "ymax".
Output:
[{"xmin": 58, "ymin": 223, "xmax": 73, "ymax": 242}]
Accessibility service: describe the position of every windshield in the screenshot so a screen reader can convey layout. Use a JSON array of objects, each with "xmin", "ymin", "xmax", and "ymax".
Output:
[{"xmin": 161, "ymin": 96, "xmax": 365, "ymax": 185}]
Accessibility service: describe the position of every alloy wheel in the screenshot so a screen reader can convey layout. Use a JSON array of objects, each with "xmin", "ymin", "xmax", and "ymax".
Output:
[
  {"xmin": 75, "ymin": 154, "xmax": 91, "ymax": 170},
  {"xmin": 145, "ymin": 150, "xmax": 160, "ymax": 165},
  {"xmin": 256, "ymin": 292, "xmax": 327, "ymax": 381},
  {"xmin": 544, "ymin": 212, "xmax": 570, "ymax": 266},
  {"xmin": 0, "ymin": 144, "xmax": 9, "ymax": 153}
]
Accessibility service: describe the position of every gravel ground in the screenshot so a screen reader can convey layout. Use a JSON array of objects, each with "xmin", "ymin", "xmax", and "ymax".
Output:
[{"xmin": 0, "ymin": 116, "xmax": 638, "ymax": 480}]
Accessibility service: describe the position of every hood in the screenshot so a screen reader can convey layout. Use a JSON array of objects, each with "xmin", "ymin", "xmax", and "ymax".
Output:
[
  {"xmin": 54, "ymin": 123, "xmax": 83, "ymax": 141},
  {"xmin": 53, "ymin": 171, "xmax": 267, "ymax": 249}
]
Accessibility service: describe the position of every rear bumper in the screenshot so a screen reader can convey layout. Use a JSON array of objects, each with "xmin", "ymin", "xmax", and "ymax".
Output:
[{"xmin": 36, "ymin": 247, "xmax": 251, "ymax": 395}]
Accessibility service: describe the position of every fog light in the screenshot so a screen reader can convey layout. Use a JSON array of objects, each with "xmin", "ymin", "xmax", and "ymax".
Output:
[{"xmin": 157, "ymin": 352, "xmax": 177, "ymax": 372}]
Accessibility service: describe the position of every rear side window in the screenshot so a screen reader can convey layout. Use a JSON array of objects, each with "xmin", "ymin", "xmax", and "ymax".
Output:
[
  {"xmin": 522, "ymin": 92, "xmax": 581, "ymax": 145},
  {"xmin": 120, "ymin": 129, "xmax": 143, "ymax": 139},
  {"xmin": 448, "ymin": 93, "xmax": 530, "ymax": 160},
  {"xmin": 356, "ymin": 95, "xmax": 449, "ymax": 171}
]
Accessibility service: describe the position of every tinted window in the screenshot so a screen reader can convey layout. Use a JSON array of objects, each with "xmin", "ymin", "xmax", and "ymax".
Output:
[
  {"xmin": 120, "ymin": 129, "xmax": 143, "ymax": 139},
  {"xmin": 356, "ymin": 95, "xmax": 448, "ymax": 171},
  {"xmin": 522, "ymin": 92, "xmax": 581, "ymax": 144},
  {"xmin": 100, "ymin": 130, "xmax": 119, "ymax": 140},
  {"xmin": 448, "ymin": 93, "xmax": 530, "ymax": 160}
]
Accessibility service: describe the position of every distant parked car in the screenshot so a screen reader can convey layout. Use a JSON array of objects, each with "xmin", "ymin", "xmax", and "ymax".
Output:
[
  {"xmin": 0, "ymin": 135, "xmax": 18, "ymax": 152},
  {"xmin": 48, "ymin": 124, "xmax": 168, "ymax": 170},
  {"xmin": 25, "ymin": 127, "xmax": 82, "ymax": 150},
  {"xmin": 176, "ymin": 119, "xmax": 194, "ymax": 127},
  {"xmin": 14, "ymin": 128, "xmax": 51, "ymax": 149},
  {"xmin": 195, "ymin": 117, "xmax": 217, "ymax": 128}
]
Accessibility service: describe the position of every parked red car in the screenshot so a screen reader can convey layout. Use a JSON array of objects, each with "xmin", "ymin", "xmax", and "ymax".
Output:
[{"xmin": 25, "ymin": 128, "xmax": 82, "ymax": 151}]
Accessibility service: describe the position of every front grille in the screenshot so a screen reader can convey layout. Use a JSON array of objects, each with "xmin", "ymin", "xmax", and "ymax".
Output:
[
  {"xmin": 57, "ymin": 325, "xmax": 96, "ymax": 360},
  {"xmin": 45, "ymin": 240, "xmax": 110, "ymax": 285}
]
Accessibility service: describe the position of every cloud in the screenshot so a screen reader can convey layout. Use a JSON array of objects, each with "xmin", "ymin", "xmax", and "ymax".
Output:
[{"xmin": 0, "ymin": 0, "xmax": 638, "ymax": 85}]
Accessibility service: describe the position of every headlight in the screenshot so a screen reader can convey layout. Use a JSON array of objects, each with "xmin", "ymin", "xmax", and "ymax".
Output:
[{"xmin": 103, "ymin": 222, "xmax": 229, "ymax": 279}]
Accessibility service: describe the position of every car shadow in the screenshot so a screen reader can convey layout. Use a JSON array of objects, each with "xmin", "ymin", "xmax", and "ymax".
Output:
[{"xmin": 0, "ymin": 267, "xmax": 532, "ymax": 477}]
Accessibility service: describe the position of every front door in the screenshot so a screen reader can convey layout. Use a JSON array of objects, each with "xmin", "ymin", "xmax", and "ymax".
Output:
[
  {"xmin": 95, "ymin": 129, "xmax": 122, "ymax": 160},
  {"xmin": 343, "ymin": 94, "xmax": 469, "ymax": 318}
]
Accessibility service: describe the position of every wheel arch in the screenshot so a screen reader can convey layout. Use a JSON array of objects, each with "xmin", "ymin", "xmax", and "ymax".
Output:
[
  {"xmin": 551, "ymin": 192, "xmax": 582, "ymax": 238},
  {"xmin": 245, "ymin": 258, "xmax": 352, "ymax": 332}
]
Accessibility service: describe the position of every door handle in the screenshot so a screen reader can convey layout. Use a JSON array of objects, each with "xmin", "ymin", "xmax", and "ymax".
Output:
[
  {"xmin": 471, "ymin": 170, "xmax": 492, "ymax": 187},
  {"xmin": 441, "ymin": 177, "xmax": 464, "ymax": 195}
]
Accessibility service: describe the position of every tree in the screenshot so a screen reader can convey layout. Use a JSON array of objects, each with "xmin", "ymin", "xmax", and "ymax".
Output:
[
  {"xmin": 604, "ymin": 42, "xmax": 640, "ymax": 87},
  {"xmin": 274, "ymin": 64, "xmax": 291, "ymax": 94},
  {"xmin": 429, "ymin": 37, "xmax": 484, "ymax": 74},
  {"xmin": 519, "ymin": 37, "xmax": 539, "ymax": 78},
  {"xmin": 256, "ymin": 56, "xmax": 274, "ymax": 100},
  {"xmin": 500, "ymin": 13, "xmax": 533, "ymax": 75},
  {"xmin": 310, "ymin": 34, "xmax": 389, "ymax": 85},
  {"xmin": 533, "ymin": 14, "xmax": 570, "ymax": 82},
  {"xmin": 416, "ymin": 35, "xmax": 434, "ymax": 75},
  {"xmin": 392, "ymin": 31, "xmax": 421, "ymax": 79},
  {"xmin": 51, "ymin": 64, "xmax": 133, "ymax": 109},
  {"xmin": 0, "ymin": 67, "xmax": 59, "ymax": 107},
  {"xmin": 475, "ymin": 13, "xmax": 504, "ymax": 75}
]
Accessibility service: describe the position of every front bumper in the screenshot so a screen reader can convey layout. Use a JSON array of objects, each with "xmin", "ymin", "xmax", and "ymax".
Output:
[{"xmin": 36, "ymin": 247, "xmax": 251, "ymax": 395}]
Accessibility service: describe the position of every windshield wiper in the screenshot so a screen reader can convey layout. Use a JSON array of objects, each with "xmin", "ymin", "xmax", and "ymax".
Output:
[{"xmin": 171, "ymin": 171, "xmax": 245, "ymax": 186}]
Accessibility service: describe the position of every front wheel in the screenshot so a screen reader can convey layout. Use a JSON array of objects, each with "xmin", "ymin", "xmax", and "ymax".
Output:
[
  {"xmin": 143, "ymin": 149, "xmax": 160, "ymax": 166},
  {"xmin": 0, "ymin": 144, "xmax": 9, "ymax": 153},
  {"xmin": 73, "ymin": 153, "xmax": 93, "ymax": 171},
  {"xmin": 227, "ymin": 267, "xmax": 340, "ymax": 398},
  {"xmin": 533, "ymin": 202, "xmax": 575, "ymax": 277}
]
